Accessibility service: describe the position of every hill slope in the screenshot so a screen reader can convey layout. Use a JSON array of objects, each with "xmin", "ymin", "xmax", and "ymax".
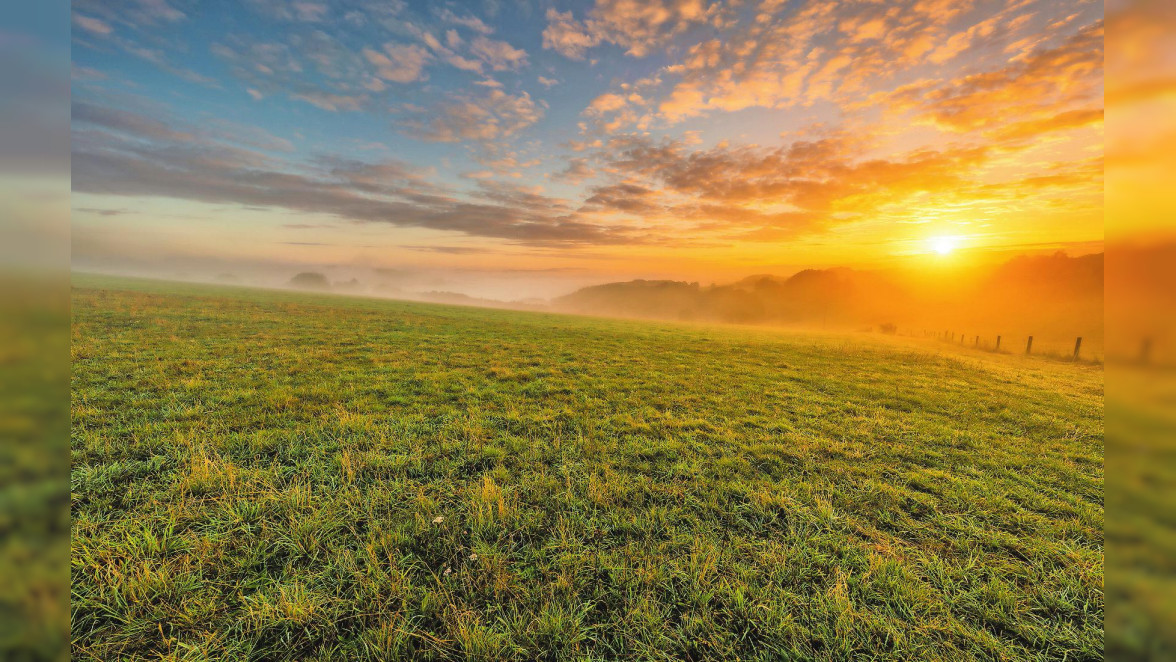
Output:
[
  {"xmin": 554, "ymin": 253, "xmax": 1103, "ymax": 354},
  {"xmin": 71, "ymin": 274, "xmax": 1103, "ymax": 661}
]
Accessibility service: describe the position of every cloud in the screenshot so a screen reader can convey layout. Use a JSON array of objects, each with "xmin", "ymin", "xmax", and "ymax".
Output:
[
  {"xmin": 411, "ymin": 26, "xmax": 496, "ymax": 74},
  {"xmin": 403, "ymin": 245, "xmax": 493, "ymax": 254},
  {"xmin": 317, "ymin": 156, "xmax": 446, "ymax": 198},
  {"xmin": 585, "ymin": 93, "xmax": 628, "ymax": 115},
  {"xmin": 472, "ymin": 149, "xmax": 542, "ymax": 175},
  {"xmin": 72, "ymin": 101, "xmax": 195, "ymax": 143},
  {"xmin": 583, "ymin": 182, "xmax": 660, "ymax": 214},
  {"xmin": 462, "ymin": 170, "xmax": 496, "ymax": 179},
  {"xmin": 212, "ymin": 34, "xmax": 376, "ymax": 110},
  {"xmin": 552, "ymin": 158, "xmax": 595, "ymax": 184},
  {"xmin": 292, "ymin": 2, "xmax": 328, "ymax": 22},
  {"xmin": 587, "ymin": 0, "xmax": 717, "ymax": 57},
  {"xmin": 993, "ymin": 108, "xmax": 1103, "ymax": 143},
  {"xmin": 446, "ymin": 54, "xmax": 484, "ymax": 73},
  {"xmin": 131, "ymin": 0, "xmax": 187, "ymax": 23},
  {"xmin": 72, "ymin": 1, "xmax": 223, "ymax": 88},
  {"xmin": 70, "ymin": 0, "xmax": 1104, "ymax": 256},
  {"xmin": 542, "ymin": 9, "xmax": 601, "ymax": 60},
  {"xmin": 71, "ymin": 65, "xmax": 108, "ymax": 81},
  {"xmin": 574, "ymin": 0, "xmax": 1090, "ymax": 132},
  {"xmin": 125, "ymin": 44, "xmax": 220, "ymax": 86},
  {"xmin": 72, "ymin": 98, "xmax": 294, "ymax": 152},
  {"xmin": 213, "ymin": 39, "xmax": 304, "ymax": 82},
  {"xmin": 437, "ymin": 8, "xmax": 494, "ymax": 34},
  {"xmin": 472, "ymin": 180, "xmax": 571, "ymax": 213},
  {"xmin": 246, "ymin": 0, "xmax": 332, "ymax": 22},
  {"xmin": 581, "ymin": 92, "xmax": 654, "ymax": 135},
  {"xmin": 566, "ymin": 130, "xmax": 1017, "ymax": 240},
  {"xmin": 73, "ymin": 14, "xmax": 113, "ymax": 36},
  {"xmin": 291, "ymin": 91, "xmax": 366, "ymax": 112},
  {"xmin": 73, "ymin": 0, "xmax": 186, "ymax": 28},
  {"xmin": 400, "ymin": 89, "xmax": 544, "ymax": 143},
  {"xmin": 74, "ymin": 207, "xmax": 133, "ymax": 217},
  {"xmin": 364, "ymin": 42, "xmax": 431, "ymax": 83},
  {"xmin": 885, "ymin": 22, "xmax": 1104, "ymax": 135},
  {"xmin": 469, "ymin": 36, "xmax": 528, "ymax": 71},
  {"xmin": 542, "ymin": 0, "xmax": 717, "ymax": 60},
  {"xmin": 71, "ymin": 100, "xmax": 628, "ymax": 245},
  {"xmin": 205, "ymin": 118, "xmax": 296, "ymax": 152}
]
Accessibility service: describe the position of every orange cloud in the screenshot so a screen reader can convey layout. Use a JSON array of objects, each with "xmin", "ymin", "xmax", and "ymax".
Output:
[
  {"xmin": 542, "ymin": 0, "xmax": 720, "ymax": 60},
  {"xmin": 891, "ymin": 22, "xmax": 1103, "ymax": 134}
]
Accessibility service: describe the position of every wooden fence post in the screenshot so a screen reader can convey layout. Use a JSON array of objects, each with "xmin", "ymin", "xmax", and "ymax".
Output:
[
  {"xmin": 1140, "ymin": 337, "xmax": 1152, "ymax": 364},
  {"xmin": 995, "ymin": 335, "xmax": 1001, "ymax": 351},
  {"xmin": 1073, "ymin": 337, "xmax": 1082, "ymax": 361},
  {"xmin": 1026, "ymin": 336, "xmax": 1033, "ymax": 355},
  {"xmin": 974, "ymin": 335, "xmax": 979, "ymax": 347}
]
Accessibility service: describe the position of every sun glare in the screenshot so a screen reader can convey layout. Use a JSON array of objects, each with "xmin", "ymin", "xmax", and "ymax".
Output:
[{"xmin": 931, "ymin": 236, "xmax": 958, "ymax": 255}]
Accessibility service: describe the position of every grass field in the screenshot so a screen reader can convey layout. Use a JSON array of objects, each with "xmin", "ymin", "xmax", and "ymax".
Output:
[{"xmin": 70, "ymin": 274, "xmax": 1104, "ymax": 661}]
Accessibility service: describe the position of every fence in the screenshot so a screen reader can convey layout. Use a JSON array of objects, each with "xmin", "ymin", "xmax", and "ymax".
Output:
[{"xmin": 912, "ymin": 328, "xmax": 1106, "ymax": 363}]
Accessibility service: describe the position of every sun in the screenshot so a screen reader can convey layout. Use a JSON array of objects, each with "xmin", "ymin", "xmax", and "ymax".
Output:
[{"xmin": 931, "ymin": 236, "xmax": 958, "ymax": 255}]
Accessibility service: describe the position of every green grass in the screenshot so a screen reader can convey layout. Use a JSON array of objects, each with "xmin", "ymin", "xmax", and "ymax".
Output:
[{"xmin": 70, "ymin": 274, "xmax": 1103, "ymax": 661}]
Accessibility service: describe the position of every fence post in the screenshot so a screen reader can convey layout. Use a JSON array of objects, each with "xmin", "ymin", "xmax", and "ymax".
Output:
[
  {"xmin": 1026, "ymin": 336, "xmax": 1033, "ymax": 355},
  {"xmin": 1140, "ymin": 337, "xmax": 1152, "ymax": 364},
  {"xmin": 1073, "ymin": 337, "xmax": 1082, "ymax": 361},
  {"xmin": 995, "ymin": 335, "xmax": 1001, "ymax": 351},
  {"xmin": 974, "ymin": 335, "xmax": 979, "ymax": 347}
]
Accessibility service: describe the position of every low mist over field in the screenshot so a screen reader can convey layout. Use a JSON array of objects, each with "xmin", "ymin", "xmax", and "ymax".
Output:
[
  {"xmin": 79, "ymin": 248, "xmax": 1104, "ymax": 358},
  {"xmin": 554, "ymin": 252, "xmax": 1103, "ymax": 350}
]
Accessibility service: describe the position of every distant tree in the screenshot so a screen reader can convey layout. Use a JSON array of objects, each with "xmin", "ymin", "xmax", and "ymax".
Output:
[
  {"xmin": 879, "ymin": 322, "xmax": 897, "ymax": 335},
  {"xmin": 333, "ymin": 278, "xmax": 363, "ymax": 292},
  {"xmin": 288, "ymin": 272, "xmax": 330, "ymax": 290}
]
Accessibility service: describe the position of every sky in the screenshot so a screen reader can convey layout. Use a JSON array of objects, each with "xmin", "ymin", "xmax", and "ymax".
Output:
[{"xmin": 70, "ymin": 0, "xmax": 1104, "ymax": 298}]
